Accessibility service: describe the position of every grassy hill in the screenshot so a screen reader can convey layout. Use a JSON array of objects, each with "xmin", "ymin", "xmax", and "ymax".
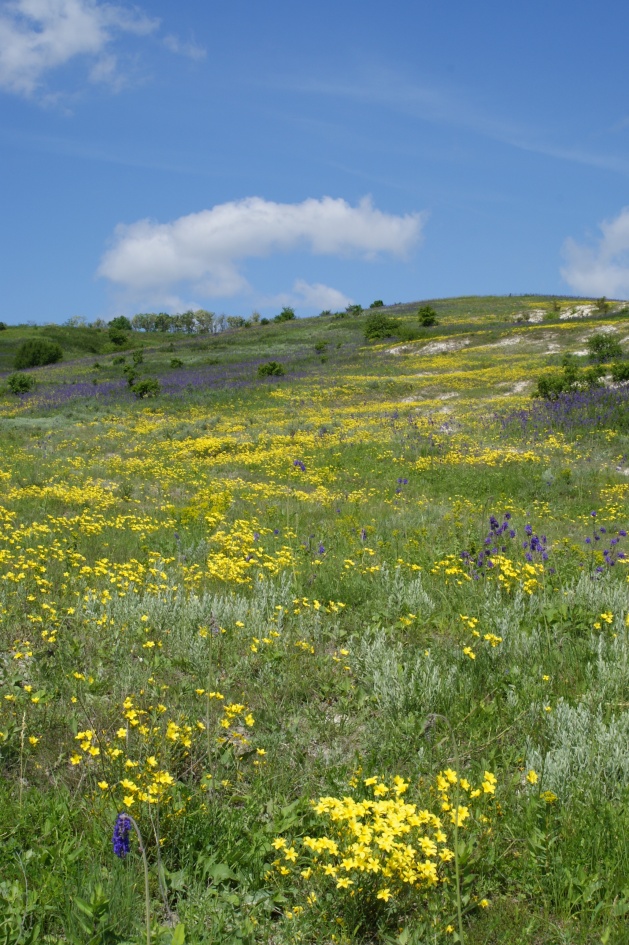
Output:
[{"xmin": 1, "ymin": 296, "xmax": 629, "ymax": 944}]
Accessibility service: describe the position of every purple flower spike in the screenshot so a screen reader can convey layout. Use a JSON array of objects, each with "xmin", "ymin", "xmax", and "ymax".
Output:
[{"xmin": 113, "ymin": 814, "xmax": 131, "ymax": 858}]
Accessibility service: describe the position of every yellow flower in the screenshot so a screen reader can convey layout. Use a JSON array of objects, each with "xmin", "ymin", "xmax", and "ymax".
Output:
[
  {"xmin": 122, "ymin": 795, "xmax": 135, "ymax": 808},
  {"xmin": 336, "ymin": 878, "xmax": 353, "ymax": 889},
  {"xmin": 526, "ymin": 769, "xmax": 538, "ymax": 785},
  {"xmin": 28, "ymin": 736, "xmax": 39, "ymax": 746},
  {"xmin": 97, "ymin": 781, "xmax": 109, "ymax": 790},
  {"xmin": 479, "ymin": 899, "xmax": 490, "ymax": 908},
  {"xmin": 463, "ymin": 646, "xmax": 476, "ymax": 660},
  {"xmin": 70, "ymin": 753, "xmax": 81, "ymax": 765},
  {"xmin": 376, "ymin": 888, "xmax": 392, "ymax": 901}
]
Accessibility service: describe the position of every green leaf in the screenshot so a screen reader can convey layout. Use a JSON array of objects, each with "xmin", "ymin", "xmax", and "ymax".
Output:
[{"xmin": 170, "ymin": 923, "xmax": 186, "ymax": 945}]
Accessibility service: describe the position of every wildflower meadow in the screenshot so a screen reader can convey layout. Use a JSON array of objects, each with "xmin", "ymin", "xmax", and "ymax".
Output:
[{"xmin": 3, "ymin": 295, "xmax": 629, "ymax": 943}]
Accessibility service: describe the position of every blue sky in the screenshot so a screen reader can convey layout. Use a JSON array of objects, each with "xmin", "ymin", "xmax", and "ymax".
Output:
[{"xmin": 1, "ymin": 0, "xmax": 629, "ymax": 323}]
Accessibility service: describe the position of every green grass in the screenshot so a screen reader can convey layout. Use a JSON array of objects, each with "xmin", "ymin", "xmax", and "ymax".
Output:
[{"xmin": 2, "ymin": 296, "xmax": 629, "ymax": 943}]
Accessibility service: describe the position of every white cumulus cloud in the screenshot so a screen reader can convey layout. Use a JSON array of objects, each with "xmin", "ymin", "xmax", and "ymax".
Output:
[
  {"xmin": 0, "ymin": 0, "xmax": 158, "ymax": 97},
  {"xmin": 562, "ymin": 207, "xmax": 629, "ymax": 298},
  {"xmin": 98, "ymin": 195, "xmax": 425, "ymax": 302}
]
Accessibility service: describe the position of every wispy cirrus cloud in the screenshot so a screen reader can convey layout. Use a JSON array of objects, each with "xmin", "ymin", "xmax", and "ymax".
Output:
[
  {"xmin": 98, "ymin": 195, "xmax": 425, "ymax": 306},
  {"xmin": 562, "ymin": 208, "xmax": 629, "ymax": 298},
  {"xmin": 162, "ymin": 33, "xmax": 205, "ymax": 61},
  {"xmin": 286, "ymin": 68, "xmax": 629, "ymax": 176}
]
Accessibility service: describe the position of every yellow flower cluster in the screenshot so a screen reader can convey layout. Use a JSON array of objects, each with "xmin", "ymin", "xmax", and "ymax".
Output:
[{"xmin": 270, "ymin": 770, "xmax": 496, "ymax": 908}]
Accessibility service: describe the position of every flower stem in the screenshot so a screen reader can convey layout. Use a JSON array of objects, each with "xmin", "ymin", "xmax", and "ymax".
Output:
[
  {"xmin": 426, "ymin": 714, "xmax": 465, "ymax": 945},
  {"xmin": 125, "ymin": 814, "xmax": 151, "ymax": 945}
]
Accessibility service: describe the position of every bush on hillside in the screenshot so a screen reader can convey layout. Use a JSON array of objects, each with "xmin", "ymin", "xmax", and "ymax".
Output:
[
  {"xmin": 131, "ymin": 378, "xmax": 160, "ymax": 399},
  {"xmin": 534, "ymin": 357, "xmax": 604, "ymax": 399},
  {"xmin": 109, "ymin": 315, "xmax": 133, "ymax": 331},
  {"xmin": 14, "ymin": 338, "xmax": 63, "ymax": 369},
  {"xmin": 417, "ymin": 305, "xmax": 438, "ymax": 326},
  {"xmin": 369, "ymin": 300, "xmax": 384, "ymax": 308},
  {"xmin": 258, "ymin": 361, "xmax": 285, "ymax": 377},
  {"xmin": 364, "ymin": 312, "xmax": 401, "ymax": 341},
  {"xmin": 346, "ymin": 304, "xmax": 363, "ymax": 316},
  {"xmin": 108, "ymin": 326, "xmax": 129, "ymax": 347},
  {"xmin": 7, "ymin": 373, "xmax": 35, "ymax": 394},
  {"xmin": 611, "ymin": 362, "xmax": 629, "ymax": 383},
  {"xmin": 274, "ymin": 307, "xmax": 296, "ymax": 323},
  {"xmin": 588, "ymin": 333, "xmax": 623, "ymax": 363},
  {"xmin": 0, "ymin": 322, "xmax": 7, "ymax": 330},
  {"xmin": 170, "ymin": 358, "xmax": 184, "ymax": 368}
]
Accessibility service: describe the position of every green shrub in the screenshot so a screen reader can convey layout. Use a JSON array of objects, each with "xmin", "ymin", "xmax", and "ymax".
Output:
[
  {"xmin": 170, "ymin": 358, "xmax": 184, "ymax": 368},
  {"xmin": 132, "ymin": 350, "xmax": 144, "ymax": 365},
  {"xmin": 314, "ymin": 342, "xmax": 328, "ymax": 354},
  {"xmin": 14, "ymin": 338, "xmax": 63, "ymax": 369},
  {"xmin": 123, "ymin": 366, "xmax": 138, "ymax": 387},
  {"xmin": 364, "ymin": 312, "xmax": 400, "ymax": 341},
  {"xmin": 346, "ymin": 304, "xmax": 363, "ymax": 316},
  {"xmin": 109, "ymin": 315, "xmax": 133, "ymax": 331},
  {"xmin": 112, "ymin": 356, "xmax": 126, "ymax": 365},
  {"xmin": 260, "ymin": 318, "xmax": 270, "ymax": 325},
  {"xmin": 131, "ymin": 378, "xmax": 161, "ymax": 398},
  {"xmin": 417, "ymin": 305, "xmax": 438, "ymax": 326},
  {"xmin": 611, "ymin": 362, "xmax": 629, "ymax": 382},
  {"xmin": 369, "ymin": 300, "xmax": 384, "ymax": 308},
  {"xmin": 0, "ymin": 321, "xmax": 7, "ymax": 330},
  {"xmin": 587, "ymin": 333, "xmax": 623, "ymax": 363},
  {"xmin": 108, "ymin": 327, "xmax": 129, "ymax": 347},
  {"xmin": 535, "ymin": 371, "xmax": 569, "ymax": 400},
  {"xmin": 7, "ymin": 373, "xmax": 35, "ymax": 394},
  {"xmin": 274, "ymin": 307, "xmax": 296, "ymax": 323},
  {"xmin": 534, "ymin": 360, "xmax": 604, "ymax": 399},
  {"xmin": 258, "ymin": 361, "xmax": 285, "ymax": 377}
]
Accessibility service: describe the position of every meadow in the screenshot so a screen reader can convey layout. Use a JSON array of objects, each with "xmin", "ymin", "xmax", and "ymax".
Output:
[{"xmin": 2, "ymin": 296, "xmax": 629, "ymax": 944}]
